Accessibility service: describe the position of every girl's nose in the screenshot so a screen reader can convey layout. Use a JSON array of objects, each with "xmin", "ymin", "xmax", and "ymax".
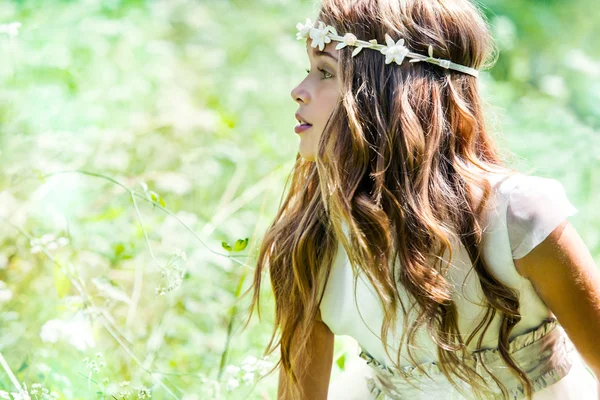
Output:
[{"xmin": 291, "ymin": 84, "xmax": 309, "ymax": 104}]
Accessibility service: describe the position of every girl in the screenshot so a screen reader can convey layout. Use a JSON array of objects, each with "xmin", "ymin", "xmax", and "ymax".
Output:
[{"xmin": 248, "ymin": 0, "xmax": 600, "ymax": 398}]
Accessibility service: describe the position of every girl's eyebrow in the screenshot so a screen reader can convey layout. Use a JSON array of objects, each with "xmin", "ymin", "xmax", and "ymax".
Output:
[{"xmin": 306, "ymin": 44, "xmax": 339, "ymax": 62}]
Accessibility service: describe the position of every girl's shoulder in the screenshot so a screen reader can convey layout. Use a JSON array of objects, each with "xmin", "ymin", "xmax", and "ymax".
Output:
[{"xmin": 483, "ymin": 169, "xmax": 579, "ymax": 260}]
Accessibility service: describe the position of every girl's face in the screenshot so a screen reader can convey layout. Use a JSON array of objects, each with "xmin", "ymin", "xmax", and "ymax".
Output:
[{"xmin": 290, "ymin": 38, "xmax": 341, "ymax": 162}]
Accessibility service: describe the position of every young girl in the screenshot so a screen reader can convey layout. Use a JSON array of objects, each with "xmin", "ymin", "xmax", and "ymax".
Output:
[{"xmin": 248, "ymin": 0, "xmax": 600, "ymax": 398}]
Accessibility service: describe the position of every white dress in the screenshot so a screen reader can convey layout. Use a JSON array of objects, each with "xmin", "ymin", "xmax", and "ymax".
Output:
[{"xmin": 321, "ymin": 170, "xmax": 598, "ymax": 399}]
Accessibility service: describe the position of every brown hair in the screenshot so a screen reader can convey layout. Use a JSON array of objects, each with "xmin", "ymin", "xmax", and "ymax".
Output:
[{"xmin": 246, "ymin": 0, "xmax": 531, "ymax": 398}]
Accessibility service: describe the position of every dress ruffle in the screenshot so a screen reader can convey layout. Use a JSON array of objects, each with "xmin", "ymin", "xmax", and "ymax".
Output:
[{"xmin": 358, "ymin": 318, "xmax": 575, "ymax": 399}]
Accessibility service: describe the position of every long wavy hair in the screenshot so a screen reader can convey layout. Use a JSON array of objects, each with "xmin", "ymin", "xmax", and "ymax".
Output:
[{"xmin": 246, "ymin": 0, "xmax": 532, "ymax": 398}]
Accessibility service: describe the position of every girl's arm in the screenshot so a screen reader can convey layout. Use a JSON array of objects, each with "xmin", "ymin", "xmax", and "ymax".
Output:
[
  {"xmin": 278, "ymin": 311, "xmax": 334, "ymax": 400},
  {"xmin": 514, "ymin": 219, "xmax": 600, "ymax": 380}
]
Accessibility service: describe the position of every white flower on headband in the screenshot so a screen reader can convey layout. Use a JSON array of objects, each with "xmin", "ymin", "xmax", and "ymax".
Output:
[
  {"xmin": 335, "ymin": 33, "xmax": 358, "ymax": 50},
  {"xmin": 380, "ymin": 34, "xmax": 410, "ymax": 65},
  {"xmin": 296, "ymin": 18, "xmax": 313, "ymax": 40},
  {"xmin": 309, "ymin": 21, "xmax": 336, "ymax": 51}
]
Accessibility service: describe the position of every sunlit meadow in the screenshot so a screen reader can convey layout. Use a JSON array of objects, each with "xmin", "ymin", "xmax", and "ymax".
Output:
[{"xmin": 0, "ymin": 0, "xmax": 598, "ymax": 398}]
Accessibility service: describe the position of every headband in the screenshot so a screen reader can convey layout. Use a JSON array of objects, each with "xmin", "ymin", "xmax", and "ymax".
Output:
[{"xmin": 296, "ymin": 18, "xmax": 479, "ymax": 78}]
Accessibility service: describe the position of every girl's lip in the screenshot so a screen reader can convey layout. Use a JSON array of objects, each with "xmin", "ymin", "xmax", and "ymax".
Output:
[{"xmin": 294, "ymin": 123, "xmax": 312, "ymax": 134}]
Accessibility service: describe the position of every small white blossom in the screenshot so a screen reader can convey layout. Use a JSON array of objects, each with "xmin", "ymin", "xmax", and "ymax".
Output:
[
  {"xmin": 242, "ymin": 372, "xmax": 254, "ymax": 385},
  {"xmin": 0, "ymin": 281, "xmax": 12, "ymax": 303},
  {"xmin": 40, "ymin": 319, "xmax": 62, "ymax": 343},
  {"xmin": 0, "ymin": 22, "xmax": 21, "ymax": 38},
  {"xmin": 11, "ymin": 384, "xmax": 30, "ymax": 400},
  {"xmin": 309, "ymin": 21, "xmax": 332, "ymax": 51},
  {"xmin": 256, "ymin": 358, "xmax": 274, "ymax": 376},
  {"xmin": 295, "ymin": 18, "xmax": 313, "ymax": 40},
  {"xmin": 225, "ymin": 378, "xmax": 239, "ymax": 391},
  {"xmin": 40, "ymin": 234, "xmax": 56, "ymax": 245},
  {"xmin": 173, "ymin": 248, "xmax": 187, "ymax": 262},
  {"xmin": 137, "ymin": 386, "xmax": 151, "ymax": 399},
  {"xmin": 335, "ymin": 33, "xmax": 358, "ymax": 50},
  {"xmin": 380, "ymin": 34, "xmax": 410, "ymax": 65},
  {"xmin": 241, "ymin": 355, "xmax": 258, "ymax": 372},
  {"xmin": 224, "ymin": 365, "xmax": 240, "ymax": 375},
  {"xmin": 40, "ymin": 314, "xmax": 95, "ymax": 351},
  {"xmin": 30, "ymin": 245, "xmax": 43, "ymax": 254}
]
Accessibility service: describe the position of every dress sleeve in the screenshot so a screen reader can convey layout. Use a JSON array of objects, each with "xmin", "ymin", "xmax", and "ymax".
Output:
[{"xmin": 507, "ymin": 175, "xmax": 579, "ymax": 260}]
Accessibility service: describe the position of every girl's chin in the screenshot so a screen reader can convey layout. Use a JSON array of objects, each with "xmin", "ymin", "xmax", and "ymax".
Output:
[
  {"xmin": 298, "ymin": 140, "xmax": 316, "ymax": 161},
  {"xmin": 298, "ymin": 151, "xmax": 316, "ymax": 162},
  {"xmin": 298, "ymin": 148, "xmax": 316, "ymax": 162}
]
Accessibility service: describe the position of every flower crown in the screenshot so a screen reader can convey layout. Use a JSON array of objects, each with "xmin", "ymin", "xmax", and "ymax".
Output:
[{"xmin": 296, "ymin": 18, "xmax": 479, "ymax": 78}]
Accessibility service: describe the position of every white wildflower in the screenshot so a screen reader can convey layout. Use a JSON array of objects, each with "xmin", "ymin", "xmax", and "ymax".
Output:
[
  {"xmin": 40, "ymin": 234, "xmax": 56, "ymax": 245},
  {"xmin": 40, "ymin": 319, "xmax": 62, "ymax": 343},
  {"xmin": 11, "ymin": 383, "xmax": 30, "ymax": 400},
  {"xmin": 0, "ymin": 22, "xmax": 21, "ymax": 38},
  {"xmin": 30, "ymin": 245, "xmax": 43, "ymax": 254},
  {"xmin": 242, "ymin": 372, "xmax": 254, "ymax": 385},
  {"xmin": 241, "ymin": 355, "xmax": 258, "ymax": 372},
  {"xmin": 64, "ymin": 314, "xmax": 96, "ymax": 351},
  {"xmin": 225, "ymin": 378, "xmax": 239, "ymax": 391},
  {"xmin": 137, "ymin": 386, "xmax": 151, "ymax": 399},
  {"xmin": 40, "ymin": 314, "xmax": 95, "ymax": 351},
  {"xmin": 380, "ymin": 34, "xmax": 410, "ymax": 65},
  {"xmin": 224, "ymin": 365, "xmax": 240, "ymax": 375},
  {"xmin": 173, "ymin": 248, "xmax": 187, "ymax": 262},
  {"xmin": 256, "ymin": 358, "xmax": 274, "ymax": 376},
  {"xmin": 0, "ymin": 281, "xmax": 12, "ymax": 303}
]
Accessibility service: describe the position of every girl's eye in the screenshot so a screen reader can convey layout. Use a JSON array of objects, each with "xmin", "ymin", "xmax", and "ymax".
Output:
[{"xmin": 305, "ymin": 68, "xmax": 334, "ymax": 79}]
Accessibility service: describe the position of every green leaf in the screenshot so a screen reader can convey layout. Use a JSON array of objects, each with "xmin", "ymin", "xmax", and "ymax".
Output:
[
  {"xmin": 53, "ymin": 259, "xmax": 71, "ymax": 299},
  {"xmin": 232, "ymin": 238, "xmax": 248, "ymax": 252},
  {"xmin": 114, "ymin": 243, "xmax": 125, "ymax": 256},
  {"xmin": 17, "ymin": 357, "xmax": 29, "ymax": 373},
  {"xmin": 336, "ymin": 353, "xmax": 346, "ymax": 370},
  {"xmin": 149, "ymin": 190, "xmax": 166, "ymax": 208},
  {"xmin": 33, "ymin": 169, "xmax": 45, "ymax": 182},
  {"xmin": 221, "ymin": 241, "xmax": 232, "ymax": 251}
]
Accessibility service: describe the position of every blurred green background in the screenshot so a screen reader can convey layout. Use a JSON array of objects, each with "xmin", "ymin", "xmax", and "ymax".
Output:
[{"xmin": 0, "ymin": 0, "xmax": 598, "ymax": 398}]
